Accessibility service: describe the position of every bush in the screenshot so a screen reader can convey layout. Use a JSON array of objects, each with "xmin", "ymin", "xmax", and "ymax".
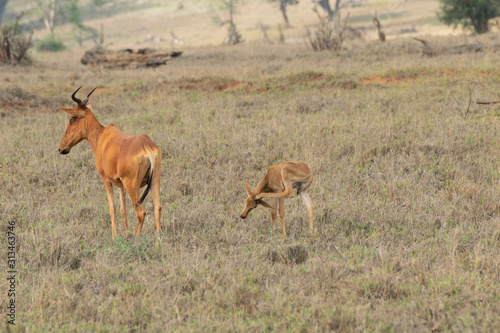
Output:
[
  {"xmin": 35, "ymin": 37, "xmax": 66, "ymax": 52},
  {"xmin": 0, "ymin": 13, "xmax": 33, "ymax": 64},
  {"xmin": 307, "ymin": 8, "xmax": 350, "ymax": 52},
  {"xmin": 438, "ymin": 0, "xmax": 500, "ymax": 34}
]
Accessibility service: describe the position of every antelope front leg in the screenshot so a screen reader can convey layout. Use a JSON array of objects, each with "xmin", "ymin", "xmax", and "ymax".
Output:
[
  {"xmin": 279, "ymin": 198, "xmax": 286, "ymax": 238},
  {"xmin": 270, "ymin": 197, "xmax": 278, "ymax": 231},
  {"xmin": 102, "ymin": 178, "xmax": 118, "ymax": 239},
  {"xmin": 119, "ymin": 186, "xmax": 129, "ymax": 234}
]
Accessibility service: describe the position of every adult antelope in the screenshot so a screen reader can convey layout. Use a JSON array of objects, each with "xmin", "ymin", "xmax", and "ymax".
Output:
[
  {"xmin": 58, "ymin": 86, "xmax": 161, "ymax": 238},
  {"xmin": 240, "ymin": 161, "xmax": 314, "ymax": 238}
]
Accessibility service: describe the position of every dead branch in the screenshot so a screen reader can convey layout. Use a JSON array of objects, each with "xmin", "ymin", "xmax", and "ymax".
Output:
[
  {"xmin": 464, "ymin": 85, "xmax": 472, "ymax": 119},
  {"xmin": 413, "ymin": 37, "xmax": 437, "ymax": 57},
  {"xmin": 413, "ymin": 38, "xmax": 483, "ymax": 57},
  {"xmin": 338, "ymin": 12, "xmax": 350, "ymax": 46},
  {"xmin": 450, "ymin": 84, "xmax": 477, "ymax": 119},
  {"xmin": 477, "ymin": 100, "xmax": 500, "ymax": 105},
  {"xmin": 373, "ymin": 11, "xmax": 385, "ymax": 42}
]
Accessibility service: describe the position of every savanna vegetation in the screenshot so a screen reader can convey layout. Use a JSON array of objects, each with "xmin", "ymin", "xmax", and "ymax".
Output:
[
  {"xmin": 1, "ymin": 36, "xmax": 500, "ymax": 331},
  {"xmin": 1, "ymin": 0, "xmax": 500, "ymax": 332}
]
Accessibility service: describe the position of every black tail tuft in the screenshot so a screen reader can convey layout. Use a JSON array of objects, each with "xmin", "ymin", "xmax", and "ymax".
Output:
[{"xmin": 136, "ymin": 165, "xmax": 152, "ymax": 206}]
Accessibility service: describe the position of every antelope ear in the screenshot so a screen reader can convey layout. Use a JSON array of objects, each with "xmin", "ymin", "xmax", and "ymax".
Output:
[
  {"xmin": 60, "ymin": 107, "xmax": 86, "ymax": 117},
  {"xmin": 260, "ymin": 200, "xmax": 273, "ymax": 209},
  {"xmin": 245, "ymin": 182, "xmax": 253, "ymax": 195}
]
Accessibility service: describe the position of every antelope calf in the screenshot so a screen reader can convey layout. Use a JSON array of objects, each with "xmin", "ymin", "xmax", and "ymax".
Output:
[
  {"xmin": 58, "ymin": 87, "xmax": 161, "ymax": 238},
  {"xmin": 240, "ymin": 161, "xmax": 314, "ymax": 238}
]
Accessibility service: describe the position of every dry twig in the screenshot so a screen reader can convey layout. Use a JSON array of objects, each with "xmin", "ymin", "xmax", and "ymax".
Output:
[
  {"xmin": 477, "ymin": 100, "xmax": 500, "ymax": 105},
  {"xmin": 413, "ymin": 37, "xmax": 436, "ymax": 57},
  {"xmin": 450, "ymin": 84, "xmax": 476, "ymax": 119},
  {"xmin": 373, "ymin": 11, "xmax": 385, "ymax": 42}
]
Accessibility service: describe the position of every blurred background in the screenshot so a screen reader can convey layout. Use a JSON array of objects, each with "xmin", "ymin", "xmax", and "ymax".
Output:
[{"xmin": 0, "ymin": 0, "xmax": 462, "ymax": 52}]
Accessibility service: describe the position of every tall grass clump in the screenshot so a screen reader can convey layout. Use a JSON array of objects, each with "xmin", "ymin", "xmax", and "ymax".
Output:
[{"xmin": 35, "ymin": 37, "xmax": 66, "ymax": 52}]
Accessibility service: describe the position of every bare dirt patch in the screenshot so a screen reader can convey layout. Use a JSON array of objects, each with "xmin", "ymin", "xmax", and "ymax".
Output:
[
  {"xmin": 361, "ymin": 68, "xmax": 500, "ymax": 86},
  {"xmin": 176, "ymin": 77, "xmax": 247, "ymax": 92},
  {"xmin": 164, "ymin": 72, "xmax": 358, "ymax": 95}
]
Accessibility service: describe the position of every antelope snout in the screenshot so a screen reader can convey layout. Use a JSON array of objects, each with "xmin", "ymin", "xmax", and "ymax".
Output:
[
  {"xmin": 240, "ymin": 214, "xmax": 246, "ymax": 219},
  {"xmin": 59, "ymin": 147, "xmax": 70, "ymax": 155}
]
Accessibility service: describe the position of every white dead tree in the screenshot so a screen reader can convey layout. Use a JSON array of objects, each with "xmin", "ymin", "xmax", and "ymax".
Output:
[{"xmin": 34, "ymin": 0, "xmax": 58, "ymax": 37}]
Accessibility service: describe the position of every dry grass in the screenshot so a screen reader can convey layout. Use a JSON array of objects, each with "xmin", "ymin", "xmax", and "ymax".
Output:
[{"xmin": 1, "ymin": 35, "xmax": 500, "ymax": 331}]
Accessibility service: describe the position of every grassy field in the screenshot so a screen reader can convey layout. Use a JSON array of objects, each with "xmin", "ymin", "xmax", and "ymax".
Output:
[{"xmin": 2, "ymin": 32, "xmax": 500, "ymax": 331}]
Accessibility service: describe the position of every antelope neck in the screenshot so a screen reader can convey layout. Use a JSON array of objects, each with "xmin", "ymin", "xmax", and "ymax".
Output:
[{"xmin": 84, "ymin": 112, "xmax": 105, "ymax": 154}]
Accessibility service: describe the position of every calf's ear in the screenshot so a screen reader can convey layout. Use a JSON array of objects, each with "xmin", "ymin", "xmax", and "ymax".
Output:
[{"xmin": 245, "ymin": 182, "xmax": 254, "ymax": 195}]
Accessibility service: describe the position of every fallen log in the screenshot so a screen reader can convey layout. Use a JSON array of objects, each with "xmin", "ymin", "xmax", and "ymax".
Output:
[
  {"xmin": 413, "ymin": 38, "xmax": 483, "ymax": 57},
  {"xmin": 81, "ymin": 46, "xmax": 182, "ymax": 69}
]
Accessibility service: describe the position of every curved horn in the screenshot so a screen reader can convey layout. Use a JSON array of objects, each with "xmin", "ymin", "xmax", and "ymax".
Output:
[
  {"xmin": 71, "ymin": 86, "xmax": 83, "ymax": 106},
  {"xmin": 82, "ymin": 87, "xmax": 97, "ymax": 105}
]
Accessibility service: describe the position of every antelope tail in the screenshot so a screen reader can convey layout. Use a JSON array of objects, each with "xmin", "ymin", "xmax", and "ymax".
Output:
[
  {"xmin": 136, "ymin": 153, "xmax": 157, "ymax": 206},
  {"xmin": 298, "ymin": 175, "xmax": 314, "ymax": 194}
]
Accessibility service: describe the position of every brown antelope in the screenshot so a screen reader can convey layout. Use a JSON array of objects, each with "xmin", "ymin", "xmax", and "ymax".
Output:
[
  {"xmin": 58, "ymin": 86, "xmax": 161, "ymax": 239},
  {"xmin": 240, "ymin": 161, "xmax": 314, "ymax": 238}
]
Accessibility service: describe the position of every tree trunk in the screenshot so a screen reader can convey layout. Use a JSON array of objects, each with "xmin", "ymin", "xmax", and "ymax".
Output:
[
  {"xmin": 48, "ymin": 0, "xmax": 57, "ymax": 36},
  {"xmin": 280, "ymin": 0, "xmax": 290, "ymax": 27},
  {"xmin": 40, "ymin": 0, "xmax": 57, "ymax": 37},
  {"xmin": 474, "ymin": 19, "xmax": 490, "ymax": 34},
  {"xmin": 334, "ymin": 0, "xmax": 341, "ymax": 15},
  {"xmin": 0, "ymin": 0, "xmax": 8, "ymax": 25},
  {"xmin": 317, "ymin": 0, "xmax": 333, "ymax": 20},
  {"xmin": 468, "ymin": 7, "xmax": 490, "ymax": 34},
  {"xmin": 280, "ymin": 0, "xmax": 290, "ymax": 28}
]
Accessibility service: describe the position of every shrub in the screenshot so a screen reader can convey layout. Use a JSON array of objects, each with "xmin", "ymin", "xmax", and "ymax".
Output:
[
  {"xmin": 35, "ymin": 37, "xmax": 66, "ymax": 52},
  {"xmin": 0, "ymin": 13, "xmax": 33, "ymax": 64},
  {"xmin": 307, "ymin": 7, "xmax": 349, "ymax": 52}
]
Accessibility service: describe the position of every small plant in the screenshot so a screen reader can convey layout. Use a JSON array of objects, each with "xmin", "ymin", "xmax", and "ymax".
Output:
[
  {"xmin": 113, "ymin": 237, "xmax": 163, "ymax": 261},
  {"xmin": 35, "ymin": 36, "xmax": 66, "ymax": 52},
  {"xmin": 226, "ymin": 20, "xmax": 242, "ymax": 45},
  {"xmin": 450, "ymin": 84, "xmax": 477, "ymax": 119},
  {"xmin": 278, "ymin": 23, "xmax": 285, "ymax": 43},
  {"xmin": 214, "ymin": 0, "xmax": 243, "ymax": 45},
  {"xmin": 307, "ymin": 7, "xmax": 349, "ymax": 51}
]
